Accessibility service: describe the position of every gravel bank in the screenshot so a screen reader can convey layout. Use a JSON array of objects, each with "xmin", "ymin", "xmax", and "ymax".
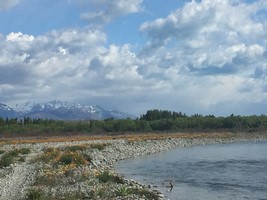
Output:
[
  {"xmin": 0, "ymin": 163, "xmax": 35, "ymax": 200},
  {"xmin": 0, "ymin": 132, "xmax": 266, "ymax": 200}
]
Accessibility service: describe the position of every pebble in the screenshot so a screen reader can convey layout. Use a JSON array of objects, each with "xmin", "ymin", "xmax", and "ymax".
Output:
[{"xmin": 0, "ymin": 133, "xmax": 266, "ymax": 199}]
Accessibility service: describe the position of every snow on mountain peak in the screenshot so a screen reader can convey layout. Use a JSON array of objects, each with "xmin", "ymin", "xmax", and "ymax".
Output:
[
  {"xmin": 0, "ymin": 103, "xmax": 12, "ymax": 111},
  {"xmin": 13, "ymin": 100, "xmax": 99, "ymax": 113},
  {"xmin": 1, "ymin": 100, "xmax": 134, "ymax": 120}
]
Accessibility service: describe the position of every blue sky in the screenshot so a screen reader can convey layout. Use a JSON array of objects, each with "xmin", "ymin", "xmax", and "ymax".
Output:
[{"xmin": 0, "ymin": 0, "xmax": 267, "ymax": 116}]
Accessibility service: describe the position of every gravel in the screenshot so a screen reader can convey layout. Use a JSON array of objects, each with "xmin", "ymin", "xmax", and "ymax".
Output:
[
  {"xmin": 0, "ymin": 162, "xmax": 36, "ymax": 200},
  {"xmin": 0, "ymin": 132, "xmax": 266, "ymax": 200}
]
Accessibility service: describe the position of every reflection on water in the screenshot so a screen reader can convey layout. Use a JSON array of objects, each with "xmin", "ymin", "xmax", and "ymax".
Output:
[{"xmin": 115, "ymin": 142, "xmax": 267, "ymax": 200}]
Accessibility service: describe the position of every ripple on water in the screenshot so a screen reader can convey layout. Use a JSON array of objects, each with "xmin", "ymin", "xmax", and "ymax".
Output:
[{"xmin": 115, "ymin": 142, "xmax": 267, "ymax": 200}]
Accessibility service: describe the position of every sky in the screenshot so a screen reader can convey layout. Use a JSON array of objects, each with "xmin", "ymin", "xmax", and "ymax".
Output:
[{"xmin": 0, "ymin": 0, "xmax": 267, "ymax": 116}]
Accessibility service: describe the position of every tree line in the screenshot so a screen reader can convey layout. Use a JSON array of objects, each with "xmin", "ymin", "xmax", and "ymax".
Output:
[{"xmin": 1, "ymin": 109, "xmax": 267, "ymax": 135}]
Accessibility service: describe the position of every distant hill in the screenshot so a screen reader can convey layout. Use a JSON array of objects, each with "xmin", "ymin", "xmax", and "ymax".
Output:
[{"xmin": 0, "ymin": 100, "xmax": 134, "ymax": 120}]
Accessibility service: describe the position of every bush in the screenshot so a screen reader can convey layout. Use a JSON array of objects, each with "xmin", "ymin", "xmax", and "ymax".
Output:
[
  {"xmin": 58, "ymin": 153, "xmax": 73, "ymax": 165},
  {"xmin": 35, "ymin": 148, "xmax": 60, "ymax": 163},
  {"xmin": 97, "ymin": 171, "xmax": 114, "ymax": 183},
  {"xmin": 115, "ymin": 185, "xmax": 132, "ymax": 196},
  {"xmin": 97, "ymin": 171, "xmax": 124, "ymax": 184},
  {"xmin": 0, "ymin": 150, "xmax": 21, "ymax": 168},
  {"xmin": 24, "ymin": 188, "xmax": 43, "ymax": 200},
  {"xmin": 0, "ymin": 150, "xmax": 5, "ymax": 154},
  {"xmin": 0, "ymin": 153, "xmax": 14, "ymax": 168},
  {"xmin": 8, "ymin": 149, "xmax": 20, "ymax": 157},
  {"xmin": 19, "ymin": 147, "xmax": 31, "ymax": 154},
  {"xmin": 58, "ymin": 152, "xmax": 87, "ymax": 166}
]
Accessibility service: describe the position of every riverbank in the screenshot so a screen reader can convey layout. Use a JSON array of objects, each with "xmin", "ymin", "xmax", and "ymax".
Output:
[{"xmin": 0, "ymin": 132, "xmax": 266, "ymax": 200}]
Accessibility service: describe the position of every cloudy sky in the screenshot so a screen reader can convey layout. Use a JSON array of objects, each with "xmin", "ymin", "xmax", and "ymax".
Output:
[{"xmin": 0, "ymin": 0, "xmax": 266, "ymax": 116}]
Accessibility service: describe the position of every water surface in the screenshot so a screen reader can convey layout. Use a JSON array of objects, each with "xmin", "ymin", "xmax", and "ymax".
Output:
[{"xmin": 115, "ymin": 141, "xmax": 267, "ymax": 200}]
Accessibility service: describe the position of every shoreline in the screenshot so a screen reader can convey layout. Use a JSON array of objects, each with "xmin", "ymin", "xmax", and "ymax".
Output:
[
  {"xmin": 110, "ymin": 134, "xmax": 267, "ymax": 199},
  {"xmin": 0, "ymin": 132, "xmax": 267, "ymax": 199}
]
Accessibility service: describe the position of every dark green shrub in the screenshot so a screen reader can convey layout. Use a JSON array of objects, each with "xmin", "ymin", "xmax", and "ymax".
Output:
[
  {"xmin": 0, "ymin": 153, "xmax": 13, "ymax": 168},
  {"xmin": 115, "ymin": 185, "xmax": 132, "ymax": 196},
  {"xmin": 0, "ymin": 150, "xmax": 5, "ymax": 154},
  {"xmin": 8, "ymin": 149, "xmax": 20, "ymax": 157},
  {"xmin": 97, "ymin": 171, "xmax": 114, "ymax": 183},
  {"xmin": 19, "ymin": 147, "xmax": 31, "ymax": 154},
  {"xmin": 97, "ymin": 171, "xmax": 124, "ymax": 184},
  {"xmin": 0, "ymin": 150, "xmax": 20, "ymax": 168},
  {"xmin": 58, "ymin": 153, "xmax": 73, "ymax": 165},
  {"xmin": 58, "ymin": 152, "xmax": 87, "ymax": 166},
  {"xmin": 24, "ymin": 188, "xmax": 43, "ymax": 200}
]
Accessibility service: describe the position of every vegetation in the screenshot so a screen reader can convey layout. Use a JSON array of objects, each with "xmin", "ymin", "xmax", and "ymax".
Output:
[
  {"xmin": 33, "ymin": 146, "xmax": 92, "ymax": 190},
  {"xmin": 19, "ymin": 147, "xmax": 31, "ymax": 154},
  {"xmin": 97, "ymin": 170, "xmax": 124, "ymax": 184},
  {"xmin": 115, "ymin": 185, "xmax": 132, "ymax": 197},
  {"xmin": 1, "ymin": 110, "xmax": 267, "ymax": 137},
  {"xmin": 35, "ymin": 146, "xmax": 90, "ymax": 167},
  {"xmin": 0, "ymin": 148, "xmax": 30, "ymax": 168},
  {"xmin": 24, "ymin": 188, "xmax": 44, "ymax": 200},
  {"xmin": 0, "ymin": 152, "xmax": 15, "ymax": 167},
  {"xmin": 28, "ymin": 144, "xmax": 158, "ymax": 200}
]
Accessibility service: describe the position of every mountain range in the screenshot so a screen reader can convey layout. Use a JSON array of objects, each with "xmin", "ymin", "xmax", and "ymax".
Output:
[{"xmin": 0, "ymin": 100, "xmax": 134, "ymax": 120}]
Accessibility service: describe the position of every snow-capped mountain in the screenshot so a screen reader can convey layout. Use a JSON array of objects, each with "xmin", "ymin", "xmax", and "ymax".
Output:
[
  {"xmin": 0, "ymin": 101, "xmax": 134, "ymax": 120},
  {"xmin": 0, "ymin": 103, "xmax": 17, "ymax": 118}
]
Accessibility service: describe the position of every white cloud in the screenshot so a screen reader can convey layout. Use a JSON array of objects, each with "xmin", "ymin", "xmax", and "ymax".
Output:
[
  {"xmin": 0, "ymin": 0, "xmax": 267, "ymax": 116},
  {"xmin": 0, "ymin": 28, "xmax": 107, "ymax": 102},
  {"xmin": 6, "ymin": 32, "xmax": 34, "ymax": 42},
  {"xmin": 81, "ymin": 0, "xmax": 143, "ymax": 24},
  {"xmin": 140, "ymin": 0, "xmax": 266, "ymax": 47},
  {"xmin": 139, "ymin": 0, "xmax": 267, "ymax": 75},
  {"xmin": 0, "ymin": 29, "xmax": 159, "ymax": 112},
  {"xmin": 0, "ymin": 0, "xmax": 21, "ymax": 11},
  {"xmin": 136, "ymin": 0, "xmax": 267, "ymax": 115},
  {"xmin": 89, "ymin": 45, "xmax": 142, "ymax": 81}
]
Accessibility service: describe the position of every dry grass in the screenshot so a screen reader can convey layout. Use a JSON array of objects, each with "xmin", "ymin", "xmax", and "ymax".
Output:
[{"xmin": 0, "ymin": 132, "xmax": 235, "ymax": 145}]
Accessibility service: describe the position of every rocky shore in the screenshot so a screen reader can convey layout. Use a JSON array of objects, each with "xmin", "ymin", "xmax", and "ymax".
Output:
[{"xmin": 0, "ymin": 132, "xmax": 266, "ymax": 200}]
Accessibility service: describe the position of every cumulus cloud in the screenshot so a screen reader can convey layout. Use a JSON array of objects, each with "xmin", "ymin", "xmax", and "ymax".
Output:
[
  {"xmin": 139, "ymin": 0, "xmax": 267, "ymax": 75},
  {"xmin": 0, "ymin": 28, "xmax": 106, "ymax": 102},
  {"xmin": 0, "ymin": 0, "xmax": 21, "ymax": 11},
  {"xmin": 141, "ymin": 0, "xmax": 266, "ymax": 46},
  {"xmin": 0, "ymin": 29, "xmax": 156, "ymax": 112},
  {"xmin": 81, "ymin": 0, "xmax": 143, "ymax": 24},
  {"xmin": 0, "ymin": 0, "xmax": 267, "ymax": 116},
  {"xmin": 89, "ymin": 45, "xmax": 141, "ymax": 81},
  {"xmin": 136, "ymin": 0, "xmax": 267, "ymax": 114},
  {"xmin": 6, "ymin": 32, "xmax": 34, "ymax": 42}
]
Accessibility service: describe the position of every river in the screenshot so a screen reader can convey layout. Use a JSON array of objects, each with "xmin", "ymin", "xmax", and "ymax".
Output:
[{"xmin": 115, "ymin": 141, "xmax": 267, "ymax": 200}]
